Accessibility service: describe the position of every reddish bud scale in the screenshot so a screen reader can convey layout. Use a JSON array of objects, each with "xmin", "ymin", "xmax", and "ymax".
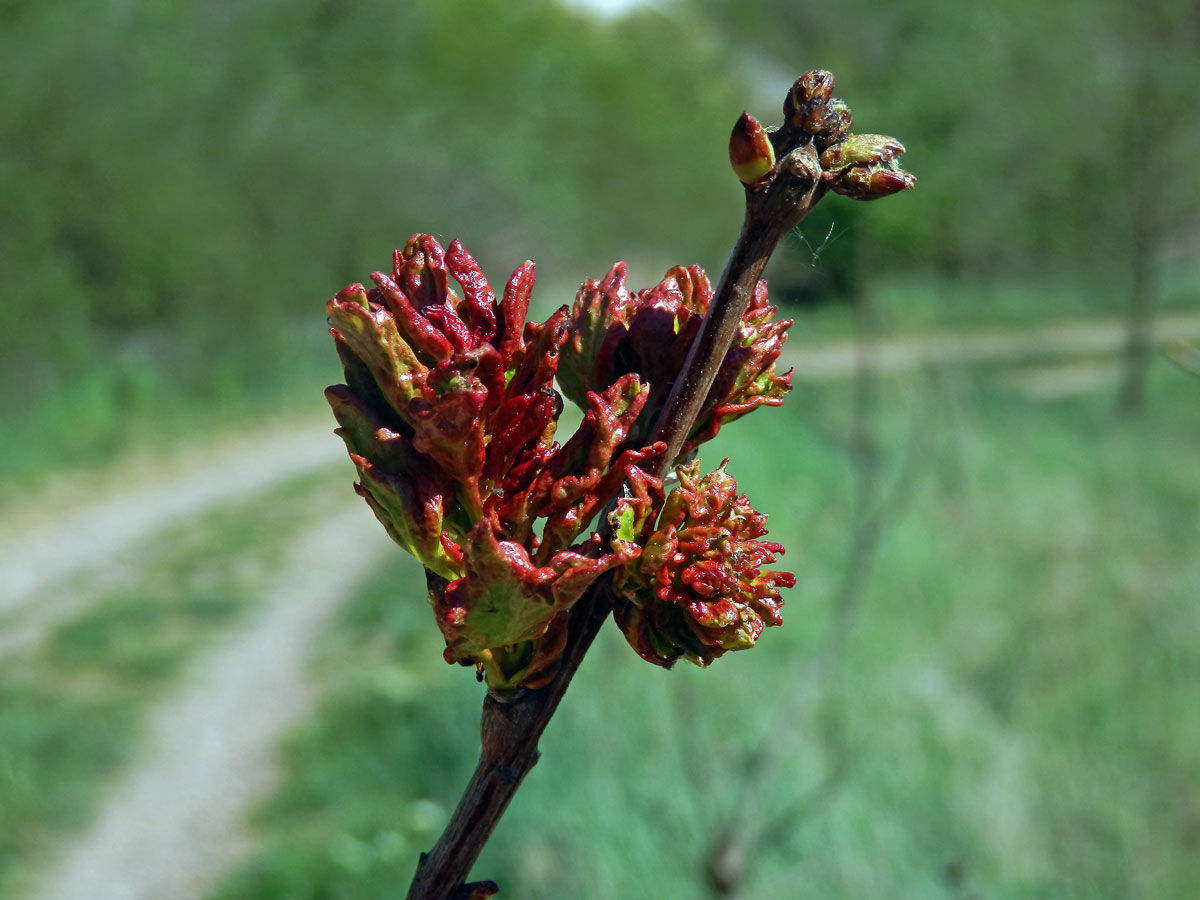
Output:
[
  {"xmin": 729, "ymin": 111, "xmax": 776, "ymax": 188},
  {"xmin": 820, "ymin": 133, "xmax": 916, "ymax": 201},
  {"xmin": 830, "ymin": 165, "xmax": 917, "ymax": 201}
]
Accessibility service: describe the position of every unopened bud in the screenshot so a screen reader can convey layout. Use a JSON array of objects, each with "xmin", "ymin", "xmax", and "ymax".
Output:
[
  {"xmin": 783, "ymin": 69, "xmax": 835, "ymax": 122},
  {"xmin": 820, "ymin": 134, "xmax": 906, "ymax": 172},
  {"xmin": 778, "ymin": 145, "xmax": 822, "ymax": 187},
  {"xmin": 812, "ymin": 99, "xmax": 852, "ymax": 149},
  {"xmin": 729, "ymin": 111, "xmax": 776, "ymax": 188},
  {"xmin": 820, "ymin": 132, "xmax": 914, "ymax": 200},
  {"xmin": 829, "ymin": 165, "xmax": 916, "ymax": 201}
]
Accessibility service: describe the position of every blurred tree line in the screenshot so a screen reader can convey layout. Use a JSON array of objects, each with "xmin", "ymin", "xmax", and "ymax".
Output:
[
  {"xmin": 2, "ymin": 0, "xmax": 1197, "ymax": 466},
  {"xmin": 0, "ymin": 0, "xmax": 746, "ymax": 452},
  {"xmin": 691, "ymin": 0, "xmax": 1200, "ymax": 307}
]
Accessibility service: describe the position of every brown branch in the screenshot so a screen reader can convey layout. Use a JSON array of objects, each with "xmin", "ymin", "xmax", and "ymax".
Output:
[
  {"xmin": 402, "ymin": 62, "xmax": 922, "ymax": 896},
  {"xmin": 647, "ymin": 155, "xmax": 826, "ymax": 473},
  {"xmin": 405, "ymin": 162, "xmax": 825, "ymax": 900}
]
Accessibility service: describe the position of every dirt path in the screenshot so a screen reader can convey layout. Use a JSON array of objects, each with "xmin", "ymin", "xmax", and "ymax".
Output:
[
  {"xmin": 783, "ymin": 310, "xmax": 1200, "ymax": 380},
  {"xmin": 26, "ymin": 504, "xmax": 394, "ymax": 900},
  {"xmin": 0, "ymin": 422, "xmax": 340, "ymax": 617}
]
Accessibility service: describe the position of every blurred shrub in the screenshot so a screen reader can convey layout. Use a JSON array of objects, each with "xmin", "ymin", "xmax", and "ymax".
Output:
[{"xmin": 0, "ymin": 0, "xmax": 748, "ymax": 439}]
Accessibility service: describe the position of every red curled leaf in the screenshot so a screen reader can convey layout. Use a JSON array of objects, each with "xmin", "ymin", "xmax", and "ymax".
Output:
[
  {"xmin": 326, "ymin": 292, "xmax": 428, "ymax": 416},
  {"xmin": 332, "ymin": 237, "xmax": 758, "ymax": 693},
  {"xmin": 499, "ymin": 260, "xmax": 536, "ymax": 367},
  {"xmin": 559, "ymin": 263, "xmax": 791, "ymax": 457},
  {"xmin": 505, "ymin": 306, "xmax": 567, "ymax": 401},
  {"xmin": 396, "ymin": 233, "xmax": 452, "ymax": 310},
  {"xmin": 446, "ymin": 238, "xmax": 498, "ymax": 343},
  {"xmin": 409, "ymin": 358, "xmax": 490, "ymax": 496},
  {"xmin": 484, "ymin": 389, "xmax": 560, "ymax": 485},
  {"xmin": 436, "ymin": 515, "xmax": 622, "ymax": 664},
  {"xmin": 370, "ymin": 271, "xmax": 455, "ymax": 362}
]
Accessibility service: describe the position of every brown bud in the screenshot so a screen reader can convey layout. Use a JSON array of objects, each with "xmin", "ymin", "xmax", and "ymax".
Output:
[
  {"xmin": 784, "ymin": 69, "xmax": 835, "ymax": 122},
  {"xmin": 778, "ymin": 145, "xmax": 822, "ymax": 187},
  {"xmin": 829, "ymin": 165, "xmax": 916, "ymax": 201},
  {"xmin": 729, "ymin": 111, "xmax": 776, "ymax": 188},
  {"xmin": 821, "ymin": 133, "xmax": 914, "ymax": 200},
  {"xmin": 812, "ymin": 99, "xmax": 852, "ymax": 149}
]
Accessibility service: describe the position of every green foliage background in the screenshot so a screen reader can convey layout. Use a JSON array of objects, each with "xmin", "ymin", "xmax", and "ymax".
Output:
[
  {"xmin": 4, "ymin": 0, "xmax": 1198, "ymax": 487},
  {"xmin": 197, "ymin": 372, "xmax": 1200, "ymax": 900},
  {"xmin": 2, "ymin": 0, "xmax": 1199, "ymax": 897},
  {"xmin": 3, "ymin": 0, "xmax": 1198, "ymax": 484},
  {"xmin": 0, "ymin": 0, "xmax": 746, "ymax": 480}
]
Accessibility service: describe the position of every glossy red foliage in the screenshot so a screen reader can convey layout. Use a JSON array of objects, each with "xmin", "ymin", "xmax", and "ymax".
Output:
[
  {"xmin": 327, "ymin": 236, "xmax": 794, "ymax": 689},
  {"xmin": 610, "ymin": 459, "xmax": 795, "ymax": 668},
  {"xmin": 558, "ymin": 263, "xmax": 793, "ymax": 458},
  {"xmin": 326, "ymin": 236, "xmax": 666, "ymax": 690}
]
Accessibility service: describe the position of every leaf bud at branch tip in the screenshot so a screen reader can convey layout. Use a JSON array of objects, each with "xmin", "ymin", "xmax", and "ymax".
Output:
[
  {"xmin": 812, "ymin": 99, "xmax": 852, "ymax": 150},
  {"xmin": 831, "ymin": 166, "xmax": 916, "ymax": 200},
  {"xmin": 820, "ymin": 133, "xmax": 915, "ymax": 201},
  {"xmin": 729, "ymin": 111, "xmax": 776, "ymax": 189},
  {"xmin": 820, "ymin": 134, "xmax": 906, "ymax": 171},
  {"xmin": 784, "ymin": 69, "xmax": 835, "ymax": 121}
]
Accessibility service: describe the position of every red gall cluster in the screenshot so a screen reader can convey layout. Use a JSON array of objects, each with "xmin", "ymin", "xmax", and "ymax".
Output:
[
  {"xmin": 327, "ymin": 236, "xmax": 795, "ymax": 692},
  {"xmin": 610, "ymin": 461, "xmax": 795, "ymax": 668}
]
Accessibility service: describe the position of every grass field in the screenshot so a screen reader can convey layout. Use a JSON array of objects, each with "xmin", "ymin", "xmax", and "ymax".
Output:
[
  {"xmin": 201, "ymin": 355, "xmax": 1200, "ymax": 899},
  {"xmin": 0, "ymin": 470, "xmax": 345, "ymax": 900}
]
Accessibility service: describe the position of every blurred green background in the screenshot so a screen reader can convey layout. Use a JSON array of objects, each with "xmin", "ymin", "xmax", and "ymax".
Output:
[{"xmin": 1, "ymin": 0, "xmax": 1198, "ymax": 898}]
